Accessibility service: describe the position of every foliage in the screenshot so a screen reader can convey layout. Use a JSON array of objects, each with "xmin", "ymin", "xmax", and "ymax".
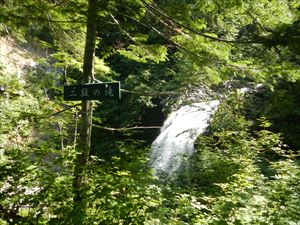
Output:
[
  {"xmin": 253, "ymin": 81, "xmax": 300, "ymax": 149},
  {"xmin": 0, "ymin": 66, "xmax": 74, "ymax": 224},
  {"xmin": 183, "ymin": 93, "xmax": 300, "ymax": 224},
  {"xmin": 1, "ymin": 0, "xmax": 300, "ymax": 224},
  {"xmin": 119, "ymin": 44, "xmax": 168, "ymax": 63}
]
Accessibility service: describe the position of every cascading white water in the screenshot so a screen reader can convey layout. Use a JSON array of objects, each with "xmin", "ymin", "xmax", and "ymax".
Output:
[{"xmin": 149, "ymin": 100, "xmax": 220, "ymax": 177}]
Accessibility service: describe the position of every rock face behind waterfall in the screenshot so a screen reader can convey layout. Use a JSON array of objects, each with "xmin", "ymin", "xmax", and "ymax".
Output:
[{"xmin": 150, "ymin": 100, "xmax": 220, "ymax": 178}]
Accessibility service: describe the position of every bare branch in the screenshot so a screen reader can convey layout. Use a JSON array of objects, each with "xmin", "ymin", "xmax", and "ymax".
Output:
[
  {"xmin": 6, "ymin": 13, "xmax": 86, "ymax": 23},
  {"xmin": 109, "ymin": 12, "xmax": 137, "ymax": 44},
  {"xmin": 38, "ymin": 103, "xmax": 81, "ymax": 119},
  {"xmin": 121, "ymin": 88, "xmax": 176, "ymax": 96},
  {"xmin": 93, "ymin": 124, "xmax": 161, "ymax": 131}
]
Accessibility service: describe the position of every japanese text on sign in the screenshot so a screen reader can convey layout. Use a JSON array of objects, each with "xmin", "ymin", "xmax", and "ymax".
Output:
[{"xmin": 63, "ymin": 82, "xmax": 121, "ymax": 101}]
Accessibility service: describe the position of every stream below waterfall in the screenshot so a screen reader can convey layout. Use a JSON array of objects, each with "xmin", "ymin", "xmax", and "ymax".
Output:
[{"xmin": 149, "ymin": 100, "xmax": 220, "ymax": 178}]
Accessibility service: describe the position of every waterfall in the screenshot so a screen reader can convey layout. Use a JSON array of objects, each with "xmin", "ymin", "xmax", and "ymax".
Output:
[{"xmin": 149, "ymin": 100, "xmax": 220, "ymax": 177}]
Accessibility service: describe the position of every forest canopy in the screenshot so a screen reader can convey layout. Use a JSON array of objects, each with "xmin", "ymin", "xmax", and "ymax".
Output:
[{"xmin": 0, "ymin": 0, "xmax": 300, "ymax": 224}]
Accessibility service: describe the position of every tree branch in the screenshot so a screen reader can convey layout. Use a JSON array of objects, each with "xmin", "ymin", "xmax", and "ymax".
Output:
[
  {"xmin": 118, "ymin": 12, "xmax": 263, "ymax": 70},
  {"xmin": 108, "ymin": 12, "xmax": 137, "ymax": 44},
  {"xmin": 121, "ymin": 88, "xmax": 176, "ymax": 97},
  {"xmin": 6, "ymin": 13, "xmax": 86, "ymax": 23},
  {"xmin": 38, "ymin": 103, "xmax": 81, "ymax": 119},
  {"xmin": 10, "ymin": 103, "xmax": 81, "ymax": 122},
  {"xmin": 140, "ymin": 1, "xmax": 267, "ymax": 45},
  {"xmin": 93, "ymin": 124, "xmax": 161, "ymax": 131}
]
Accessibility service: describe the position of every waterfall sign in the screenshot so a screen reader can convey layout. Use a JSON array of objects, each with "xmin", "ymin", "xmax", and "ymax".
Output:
[{"xmin": 64, "ymin": 82, "xmax": 121, "ymax": 101}]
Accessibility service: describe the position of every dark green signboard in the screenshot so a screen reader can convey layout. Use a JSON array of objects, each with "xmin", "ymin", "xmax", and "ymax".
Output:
[{"xmin": 64, "ymin": 82, "xmax": 121, "ymax": 101}]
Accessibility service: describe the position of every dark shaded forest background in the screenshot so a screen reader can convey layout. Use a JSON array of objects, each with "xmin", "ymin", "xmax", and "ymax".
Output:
[{"xmin": 0, "ymin": 0, "xmax": 300, "ymax": 224}]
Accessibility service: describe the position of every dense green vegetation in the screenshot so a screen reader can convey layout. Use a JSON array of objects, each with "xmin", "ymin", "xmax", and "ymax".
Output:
[{"xmin": 1, "ymin": 0, "xmax": 300, "ymax": 224}]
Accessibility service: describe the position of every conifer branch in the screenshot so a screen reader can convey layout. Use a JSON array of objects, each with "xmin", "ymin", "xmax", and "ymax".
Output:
[
  {"xmin": 119, "ymin": 12, "xmax": 252, "ymax": 70},
  {"xmin": 140, "ymin": 1, "xmax": 267, "ymax": 44}
]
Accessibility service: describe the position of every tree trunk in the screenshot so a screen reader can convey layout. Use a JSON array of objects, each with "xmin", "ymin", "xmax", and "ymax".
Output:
[{"xmin": 73, "ymin": 0, "xmax": 97, "ymax": 203}]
